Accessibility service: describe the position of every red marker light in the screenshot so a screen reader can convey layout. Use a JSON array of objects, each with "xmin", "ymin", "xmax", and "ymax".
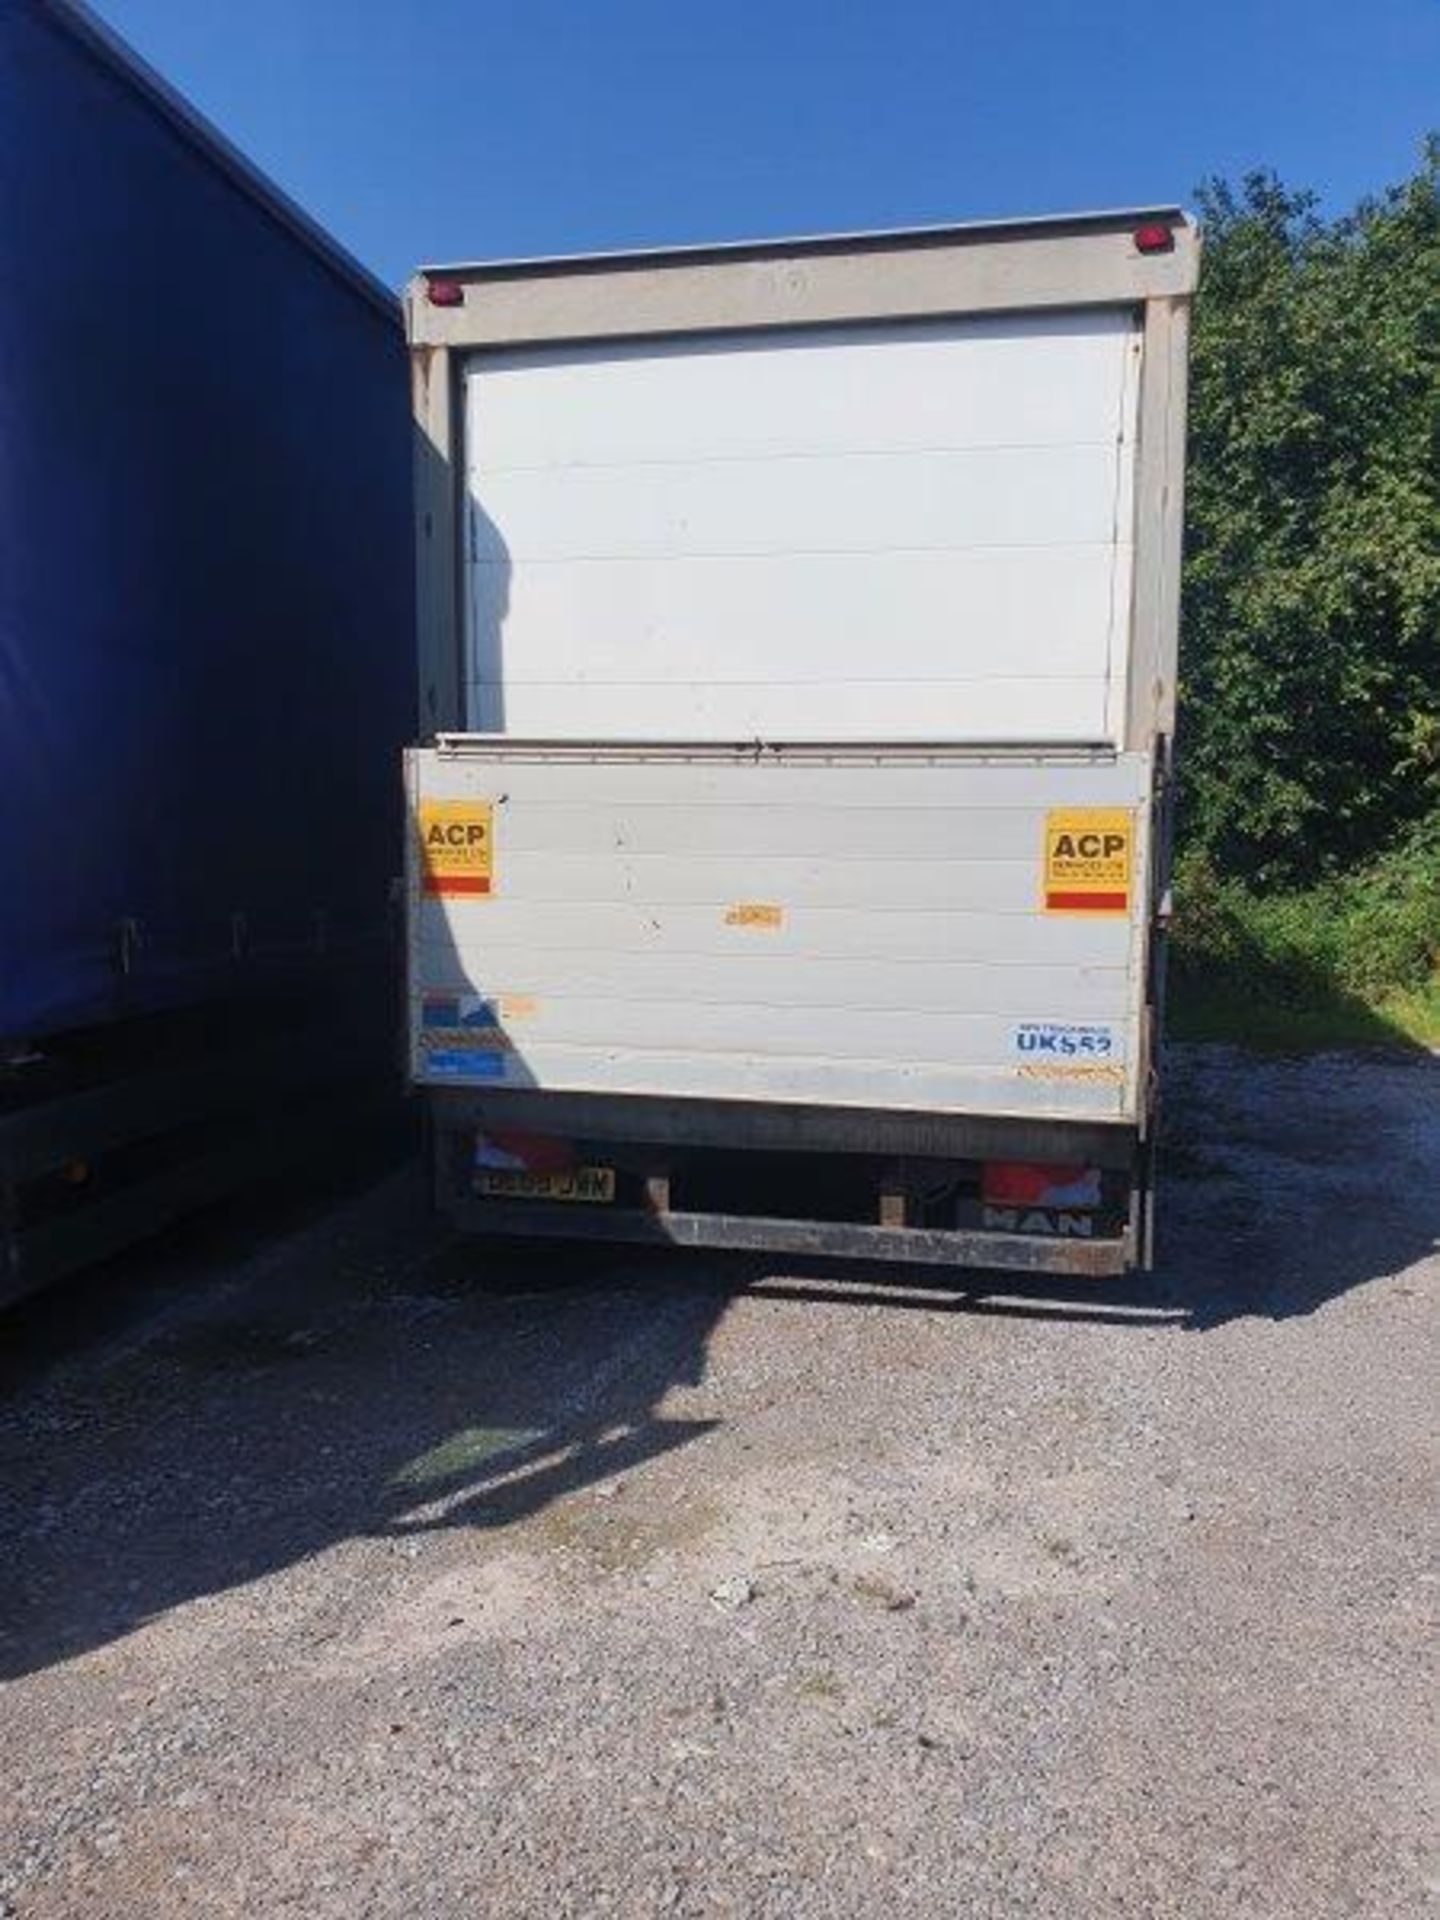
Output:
[
  {"xmin": 1132, "ymin": 222, "xmax": 1175, "ymax": 256},
  {"xmin": 426, "ymin": 278, "xmax": 465, "ymax": 307}
]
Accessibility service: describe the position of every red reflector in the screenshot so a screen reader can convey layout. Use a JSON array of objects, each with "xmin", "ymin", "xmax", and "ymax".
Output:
[
  {"xmin": 426, "ymin": 278, "xmax": 465, "ymax": 307},
  {"xmin": 1132, "ymin": 222, "xmax": 1174, "ymax": 256},
  {"xmin": 475, "ymin": 1131, "xmax": 575, "ymax": 1175},
  {"xmin": 983, "ymin": 1162, "xmax": 1102, "ymax": 1208}
]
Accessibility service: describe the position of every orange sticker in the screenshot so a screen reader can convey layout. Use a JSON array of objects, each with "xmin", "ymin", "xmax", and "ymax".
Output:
[{"xmin": 724, "ymin": 903, "xmax": 784, "ymax": 929}]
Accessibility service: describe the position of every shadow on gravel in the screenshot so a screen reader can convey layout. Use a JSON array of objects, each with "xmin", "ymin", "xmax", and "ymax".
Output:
[
  {"xmin": 371, "ymin": 1241, "xmax": 727, "ymax": 1544},
  {"xmin": 2, "ymin": 1046, "xmax": 1435, "ymax": 1681},
  {"xmin": 743, "ymin": 1045, "xmax": 1440, "ymax": 1332},
  {"xmin": 1149, "ymin": 1045, "xmax": 1440, "ymax": 1329},
  {"xmin": 740, "ymin": 1270, "xmax": 1181, "ymax": 1326},
  {"xmin": 0, "ymin": 1201, "xmax": 728, "ymax": 1682}
]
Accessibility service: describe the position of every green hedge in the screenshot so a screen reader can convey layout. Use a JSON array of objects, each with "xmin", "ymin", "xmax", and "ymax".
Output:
[
  {"xmin": 1179, "ymin": 151, "xmax": 1440, "ymax": 889},
  {"xmin": 1171, "ymin": 810, "xmax": 1440, "ymax": 1007}
]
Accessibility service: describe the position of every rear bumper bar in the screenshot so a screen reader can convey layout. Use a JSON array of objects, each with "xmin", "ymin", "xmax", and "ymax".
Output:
[{"xmin": 452, "ymin": 1198, "xmax": 1131, "ymax": 1277}]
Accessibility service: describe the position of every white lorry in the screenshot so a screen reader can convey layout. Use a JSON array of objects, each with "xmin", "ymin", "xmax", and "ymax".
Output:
[{"xmin": 404, "ymin": 210, "xmax": 1199, "ymax": 1275}]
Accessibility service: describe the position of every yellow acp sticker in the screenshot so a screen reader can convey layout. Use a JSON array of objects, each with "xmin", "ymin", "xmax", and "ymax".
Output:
[
  {"xmin": 419, "ymin": 800, "xmax": 493, "ymax": 897},
  {"xmin": 1043, "ymin": 809, "xmax": 1133, "ymax": 914}
]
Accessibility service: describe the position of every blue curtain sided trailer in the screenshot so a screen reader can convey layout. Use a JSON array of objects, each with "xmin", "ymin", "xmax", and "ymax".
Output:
[{"xmin": 0, "ymin": 0, "xmax": 415, "ymax": 1300}]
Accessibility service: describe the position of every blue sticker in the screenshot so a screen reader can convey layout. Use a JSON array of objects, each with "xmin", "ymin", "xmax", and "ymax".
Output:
[
  {"xmin": 424, "ymin": 1049, "xmax": 508, "ymax": 1079},
  {"xmin": 422, "ymin": 994, "xmax": 500, "ymax": 1030},
  {"xmin": 1013, "ymin": 1021, "xmax": 1117, "ymax": 1060}
]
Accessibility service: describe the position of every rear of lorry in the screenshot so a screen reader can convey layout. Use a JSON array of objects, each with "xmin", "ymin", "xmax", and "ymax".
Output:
[{"xmin": 404, "ymin": 212, "xmax": 1198, "ymax": 1275}]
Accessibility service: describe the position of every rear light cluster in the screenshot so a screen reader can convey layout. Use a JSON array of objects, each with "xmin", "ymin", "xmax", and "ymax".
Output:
[
  {"xmin": 1132, "ymin": 222, "xmax": 1175, "ymax": 256},
  {"xmin": 426, "ymin": 278, "xmax": 465, "ymax": 308},
  {"xmin": 982, "ymin": 1162, "xmax": 1102, "ymax": 1208},
  {"xmin": 474, "ymin": 1130, "xmax": 574, "ymax": 1174}
]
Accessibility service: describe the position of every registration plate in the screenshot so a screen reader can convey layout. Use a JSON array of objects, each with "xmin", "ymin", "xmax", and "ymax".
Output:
[{"xmin": 476, "ymin": 1166, "xmax": 616, "ymax": 1203}]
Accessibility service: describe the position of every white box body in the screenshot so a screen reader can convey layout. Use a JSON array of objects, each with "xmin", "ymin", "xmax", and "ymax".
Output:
[
  {"xmin": 404, "ymin": 213, "xmax": 1196, "ymax": 1200},
  {"xmin": 408, "ymin": 743, "xmax": 1152, "ymax": 1125}
]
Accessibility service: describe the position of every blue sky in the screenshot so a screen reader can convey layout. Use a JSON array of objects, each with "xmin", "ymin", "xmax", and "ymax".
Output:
[{"xmin": 93, "ymin": 0, "xmax": 1440, "ymax": 289}]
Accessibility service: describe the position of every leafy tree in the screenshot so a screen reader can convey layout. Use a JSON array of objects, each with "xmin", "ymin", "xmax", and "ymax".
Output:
[{"xmin": 1179, "ymin": 146, "xmax": 1440, "ymax": 885}]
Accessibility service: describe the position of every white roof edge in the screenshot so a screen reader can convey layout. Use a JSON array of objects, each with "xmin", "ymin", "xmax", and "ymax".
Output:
[
  {"xmin": 38, "ymin": 0, "xmax": 399, "ymax": 323},
  {"xmin": 415, "ymin": 207, "xmax": 1194, "ymax": 281}
]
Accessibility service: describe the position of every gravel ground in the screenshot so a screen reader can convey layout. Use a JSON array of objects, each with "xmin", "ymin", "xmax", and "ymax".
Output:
[{"xmin": 1, "ymin": 1044, "xmax": 1436, "ymax": 1919}]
